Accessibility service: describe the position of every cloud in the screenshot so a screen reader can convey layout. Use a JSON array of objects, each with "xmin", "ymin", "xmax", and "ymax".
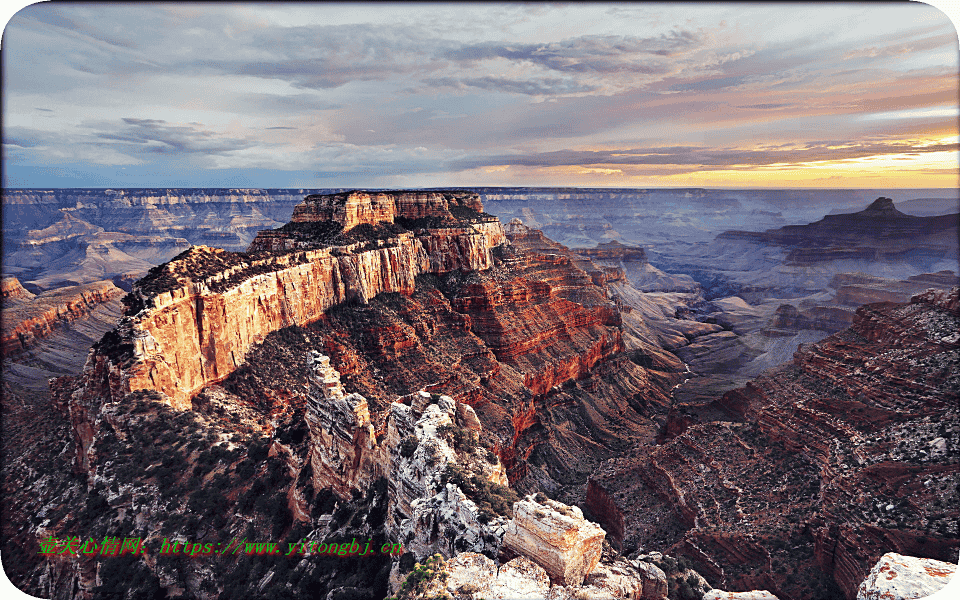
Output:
[
  {"xmin": 449, "ymin": 139, "xmax": 960, "ymax": 172},
  {"xmin": 423, "ymin": 76, "xmax": 598, "ymax": 96},
  {"xmin": 95, "ymin": 118, "xmax": 253, "ymax": 155},
  {"xmin": 446, "ymin": 31, "xmax": 702, "ymax": 72}
]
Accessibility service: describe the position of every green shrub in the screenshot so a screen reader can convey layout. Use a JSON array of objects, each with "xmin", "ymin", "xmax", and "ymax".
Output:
[{"xmin": 400, "ymin": 435, "xmax": 419, "ymax": 458}]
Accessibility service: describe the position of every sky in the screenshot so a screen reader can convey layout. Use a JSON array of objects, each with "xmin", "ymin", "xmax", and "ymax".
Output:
[{"xmin": 2, "ymin": 2, "xmax": 959, "ymax": 189}]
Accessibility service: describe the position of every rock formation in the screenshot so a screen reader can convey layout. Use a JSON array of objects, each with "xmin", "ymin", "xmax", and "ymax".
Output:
[
  {"xmin": 502, "ymin": 493, "xmax": 606, "ymax": 585},
  {"xmin": 63, "ymin": 191, "xmax": 504, "ymax": 414},
  {"xmin": 855, "ymin": 552, "xmax": 957, "ymax": 600},
  {"xmin": 588, "ymin": 288, "xmax": 960, "ymax": 599},
  {"xmin": 716, "ymin": 198, "xmax": 958, "ymax": 267},
  {"xmin": 703, "ymin": 591, "xmax": 779, "ymax": 600},
  {"xmin": 438, "ymin": 551, "xmax": 672, "ymax": 600},
  {"xmin": 1, "ymin": 278, "xmax": 124, "ymax": 356}
]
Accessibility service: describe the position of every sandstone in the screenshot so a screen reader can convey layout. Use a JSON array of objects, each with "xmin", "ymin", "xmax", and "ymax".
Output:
[
  {"xmin": 291, "ymin": 190, "xmax": 486, "ymax": 230},
  {"xmin": 591, "ymin": 290, "xmax": 960, "ymax": 600},
  {"xmin": 78, "ymin": 219, "xmax": 502, "ymax": 409},
  {"xmin": 1, "ymin": 277, "xmax": 32, "ymax": 300},
  {"xmin": 856, "ymin": 553, "xmax": 957, "ymax": 600},
  {"xmin": 304, "ymin": 351, "xmax": 382, "ymax": 498},
  {"xmin": 503, "ymin": 494, "xmax": 606, "ymax": 586}
]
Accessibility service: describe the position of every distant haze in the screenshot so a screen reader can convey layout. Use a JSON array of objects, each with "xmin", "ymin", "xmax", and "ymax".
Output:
[{"xmin": 2, "ymin": 3, "xmax": 959, "ymax": 189}]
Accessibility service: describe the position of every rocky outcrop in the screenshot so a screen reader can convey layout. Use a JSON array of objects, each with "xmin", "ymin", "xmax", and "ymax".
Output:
[
  {"xmin": 304, "ymin": 351, "xmax": 382, "ymax": 498},
  {"xmin": 1, "ymin": 279, "xmax": 124, "ymax": 356},
  {"xmin": 855, "ymin": 552, "xmax": 957, "ymax": 600},
  {"xmin": 444, "ymin": 553, "xmax": 552, "ymax": 599},
  {"xmin": 304, "ymin": 350, "xmax": 510, "ymax": 559},
  {"xmin": 582, "ymin": 559, "xmax": 669, "ymax": 600},
  {"xmin": 503, "ymin": 494, "xmax": 606, "ymax": 585},
  {"xmin": 291, "ymin": 190, "xmax": 486, "ymax": 230},
  {"xmin": 1, "ymin": 277, "xmax": 31, "ymax": 300},
  {"xmin": 71, "ymin": 212, "xmax": 502, "ymax": 410},
  {"xmin": 441, "ymin": 552, "xmax": 670, "ymax": 600}
]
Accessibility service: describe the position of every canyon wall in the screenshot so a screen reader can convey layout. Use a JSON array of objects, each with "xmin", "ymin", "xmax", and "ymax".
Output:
[
  {"xmin": 98, "ymin": 227, "xmax": 501, "ymax": 410},
  {"xmin": 291, "ymin": 190, "xmax": 485, "ymax": 229},
  {"xmin": 588, "ymin": 288, "xmax": 960, "ymax": 599},
  {"xmin": 1, "ymin": 278, "xmax": 124, "ymax": 356}
]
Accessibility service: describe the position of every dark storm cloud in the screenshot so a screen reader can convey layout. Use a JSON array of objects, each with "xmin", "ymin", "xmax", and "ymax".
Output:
[{"xmin": 449, "ymin": 139, "xmax": 960, "ymax": 171}]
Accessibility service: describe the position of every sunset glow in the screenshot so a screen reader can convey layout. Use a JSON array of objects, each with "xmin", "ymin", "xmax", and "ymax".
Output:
[{"xmin": 2, "ymin": 2, "xmax": 958, "ymax": 188}]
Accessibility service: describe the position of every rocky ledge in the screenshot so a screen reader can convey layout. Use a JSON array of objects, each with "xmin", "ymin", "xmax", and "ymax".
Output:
[{"xmin": 1, "ymin": 277, "xmax": 124, "ymax": 356}]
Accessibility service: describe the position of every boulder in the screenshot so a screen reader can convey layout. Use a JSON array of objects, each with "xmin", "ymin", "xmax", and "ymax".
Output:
[
  {"xmin": 502, "ymin": 494, "xmax": 606, "ymax": 586},
  {"xmin": 856, "ymin": 552, "xmax": 957, "ymax": 600}
]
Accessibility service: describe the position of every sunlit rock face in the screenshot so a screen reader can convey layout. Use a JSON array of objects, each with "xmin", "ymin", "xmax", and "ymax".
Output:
[
  {"xmin": 291, "ymin": 190, "xmax": 485, "ymax": 229},
  {"xmin": 855, "ymin": 552, "xmax": 957, "ymax": 600},
  {"xmin": 502, "ymin": 494, "xmax": 606, "ymax": 586},
  {"xmin": 61, "ymin": 191, "xmax": 505, "ymax": 411},
  {"xmin": 441, "ymin": 551, "xmax": 671, "ymax": 600},
  {"xmin": 304, "ymin": 351, "xmax": 382, "ymax": 498}
]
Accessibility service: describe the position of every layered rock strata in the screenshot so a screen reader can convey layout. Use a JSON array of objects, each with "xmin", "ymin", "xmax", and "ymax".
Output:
[
  {"xmin": 588, "ymin": 289, "xmax": 960, "ymax": 599},
  {"xmin": 503, "ymin": 494, "xmax": 606, "ymax": 585},
  {"xmin": 290, "ymin": 190, "xmax": 486, "ymax": 230},
  {"xmin": 717, "ymin": 198, "xmax": 958, "ymax": 267},
  {"xmin": 68, "ymin": 199, "xmax": 503, "ymax": 412},
  {"xmin": 1, "ymin": 278, "xmax": 124, "ymax": 356}
]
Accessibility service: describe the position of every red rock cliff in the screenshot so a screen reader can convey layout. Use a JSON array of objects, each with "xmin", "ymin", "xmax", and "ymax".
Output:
[
  {"xmin": 1, "ymin": 279, "xmax": 123, "ymax": 356},
  {"xmin": 58, "ymin": 192, "xmax": 503, "ymax": 416}
]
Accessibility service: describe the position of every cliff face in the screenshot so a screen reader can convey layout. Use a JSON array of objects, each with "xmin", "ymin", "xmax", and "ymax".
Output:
[
  {"xmin": 74, "ymin": 219, "xmax": 502, "ymax": 411},
  {"xmin": 588, "ymin": 289, "xmax": 960, "ymax": 600},
  {"xmin": 57, "ymin": 192, "xmax": 678, "ymax": 499},
  {"xmin": 1, "ymin": 279, "xmax": 124, "ymax": 356},
  {"xmin": 291, "ymin": 190, "xmax": 486, "ymax": 229},
  {"xmin": 3, "ymin": 188, "xmax": 319, "ymax": 250}
]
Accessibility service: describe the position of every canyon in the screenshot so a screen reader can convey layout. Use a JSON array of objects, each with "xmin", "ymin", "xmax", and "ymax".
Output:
[{"xmin": 2, "ymin": 188, "xmax": 957, "ymax": 600}]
